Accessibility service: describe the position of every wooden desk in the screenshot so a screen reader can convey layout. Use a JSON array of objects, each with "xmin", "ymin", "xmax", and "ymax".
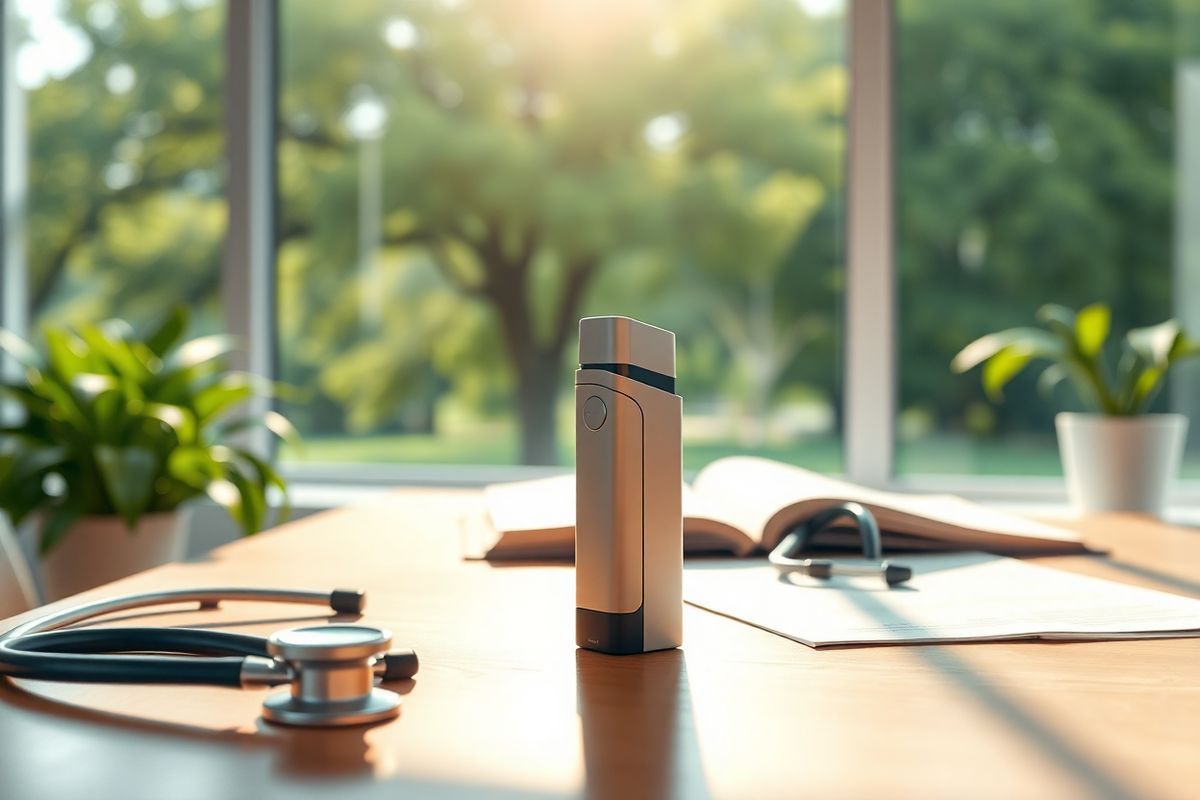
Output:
[{"xmin": 1, "ymin": 491, "xmax": 1198, "ymax": 800}]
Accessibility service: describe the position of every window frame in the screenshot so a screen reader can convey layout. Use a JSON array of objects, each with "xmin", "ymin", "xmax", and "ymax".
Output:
[
  {"xmin": 1, "ymin": 0, "xmax": 27, "ymax": 374},
  {"xmin": 3, "ymin": 0, "xmax": 1198, "ymax": 504}
]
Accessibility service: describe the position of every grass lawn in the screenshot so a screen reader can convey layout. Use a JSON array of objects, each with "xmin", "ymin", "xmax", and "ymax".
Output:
[
  {"xmin": 281, "ymin": 428, "xmax": 1200, "ymax": 479},
  {"xmin": 282, "ymin": 430, "xmax": 843, "ymax": 472}
]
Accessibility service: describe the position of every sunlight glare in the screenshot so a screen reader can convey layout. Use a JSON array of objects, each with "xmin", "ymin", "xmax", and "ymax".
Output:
[
  {"xmin": 384, "ymin": 17, "xmax": 419, "ymax": 50},
  {"xmin": 14, "ymin": 0, "xmax": 93, "ymax": 90},
  {"xmin": 139, "ymin": 0, "xmax": 175, "ymax": 20},
  {"xmin": 644, "ymin": 114, "xmax": 686, "ymax": 152},
  {"xmin": 106, "ymin": 63, "xmax": 137, "ymax": 95},
  {"xmin": 344, "ymin": 91, "xmax": 390, "ymax": 141},
  {"xmin": 86, "ymin": 1, "xmax": 119, "ymax": 31},
  {"xmin": 795, "ymin": 0, "xmax": 843, "ymax": 18}
]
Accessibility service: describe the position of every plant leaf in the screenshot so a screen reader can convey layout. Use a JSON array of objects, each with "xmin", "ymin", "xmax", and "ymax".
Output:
[
  {"xmin": 78, "ymin": 325, "xmax": 151, "ymax": 383},
  {"xmin": 1036, "ymin": 304, "xmax": 1077, "ymax": 330},
  {"xmin": 0, "ymin": 329, "xmax": 41, "ymax": 369},
  {"xmin": 950, "ymin": 328, "xmax": 1061, "ymax": 373},
  {"xmin": 167, "ymin": 446, "xmax": 224, "ymax": 489},
  {"xmin": 26, "ymin": 368, "xmax": 92, "ymax": 433},
  {"xmin": 145, "ymin": 403, "xmax": 197, "ymax": 444},
  {"xmin": 1114, "ymin": 350, "xmax": 1139, "ymax": 413},
  {"xmin": 145, "ymin": 307, "xmax": 189, "ymax": 357},
  {"xmin": 225, "ymin": 468, "xmax": 266, "ymax": 535},
  {"xmin": 1129, "ymin": 366, "xmax": 1165, "ymax": 413},
  {"xmin": 1035, "ymin": 304, "xmax": 1080, "ymax": 349},
  {"xmin": 1127, "ymin": 320, "xmax": 1182, "ymax": 368},
  {"xmin": 193, "ymin": 380, "xmax": 256, "ymax": 421},
  {"xmin": 1036, "ymin": 363, "xmax": 1068, "ymax": 398},
  {"xmin": 206, "ymin": 478, "xmax": 243, "ymax": 523},
  {"xmin": 167, "ymin": 335, "xmax": 239, "ymax": 371},
  {"xmin": 1, "ymin": 315, "xmax": 292, "ymax": 539},
  {"xmin": 0, "ymin": 381, "xmax": 52, "ymax": 418},
  {"xmin": 982, "ymin": 345, "xmax": 1034, "ymax": 401},
  {"xmin": 234, "ymin": 448, "xmax": 291, "ymax": 526},
  {"xmin": 263, "ymin": 411, "xmax": 301, "ymax": 447},
  {"xmin": 43, "ymin": 328, "xmax": 90, "ymax": 377},
  {"xmin": 70, "ymin": 372, "xmax": 119, "ymax": 401},
  {"xmin": 94, "ymin": 445, "xmax": 158, "ymax": 527},
  {"xmin": 1075, "ymin": 303, "xmax": 1110, "ymax": 358},
  {"xmin": 97, "ymin": 318, "xmax": 135, "ymax": 341},
  {"xmin": 39, "ymin": 506, "xmax": 81, "ymax": 556}
]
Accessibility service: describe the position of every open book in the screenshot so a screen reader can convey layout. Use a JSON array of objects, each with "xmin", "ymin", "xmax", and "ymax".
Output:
[{"xmin": 463, "ymin": 456, "xmax": 1088, "ymax": 560}]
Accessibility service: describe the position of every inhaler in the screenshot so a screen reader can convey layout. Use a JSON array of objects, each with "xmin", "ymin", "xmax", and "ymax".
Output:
[{"xmin": 575, "ymin": 316, "xmax": 683, "ymax": 654}]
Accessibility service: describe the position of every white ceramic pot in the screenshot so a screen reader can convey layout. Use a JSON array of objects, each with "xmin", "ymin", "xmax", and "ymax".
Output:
[
  {"xmin": 1055, "ymin": 412, "xmax": 1188, "ymax": 518},
  {"xmin": 39, "ymin": 511, "xmax": 190, "ymax": 601}
]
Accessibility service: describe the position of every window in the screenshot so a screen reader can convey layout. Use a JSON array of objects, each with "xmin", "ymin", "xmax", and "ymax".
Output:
[
  {"xmin": 4, "ymin": 0, "xmax": 1199, "ymax": 493},
  {"xmin": 276, "ymin": 0, "xmax": 846, "ymax": 470},
  {"xmin": 12, "ymin": 0, "xmax": 225, "ymax": 333},
  {"xmin": 895, "ymin": 0, "xmax": 1200, "ymax": 478}
]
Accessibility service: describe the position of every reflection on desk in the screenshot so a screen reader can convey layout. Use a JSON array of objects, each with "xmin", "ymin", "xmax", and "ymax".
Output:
[{"xmin": 577, "ymin": 649, "xmax": 707, "ymax": 799}]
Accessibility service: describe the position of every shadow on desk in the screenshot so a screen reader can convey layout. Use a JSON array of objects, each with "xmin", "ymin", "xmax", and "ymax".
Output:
[
  {"xmin": 0, "ymin": 673, "xmax": 416, "ymax": 783},
  {"xmin": 841, "ymin": 590, "xmax": 1140, "ymax": 800},
  {"xmin": 576, "ymin": 648, "xmax": 710, "ymax": 799},
  {"xmin": 1092, "ymin": 558, "xmax": 1200, "ymax": 599}
]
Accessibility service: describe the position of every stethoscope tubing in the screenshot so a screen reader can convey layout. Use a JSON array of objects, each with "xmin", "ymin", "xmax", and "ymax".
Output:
[
  {"xmin": 2, "ymin": 587, "xmax": 359, "ymax": 640},
  {"xmin": 768, "ymin": 502, "xmax": 913, "ymax": 587},
  {"xmin": 0, "ymin": 588, "xmax": 357, "ymax": 687},
  {"xmin": 0, "ymin": 587, "xmax": 418, "ymax": 727},
  {"xmin": 0, "ymin": 627, "xmax": 274, "ymax": 686}
]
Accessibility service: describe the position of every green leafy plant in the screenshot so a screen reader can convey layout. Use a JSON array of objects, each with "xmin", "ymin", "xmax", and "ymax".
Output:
[
  {"xmin": 951, "ymin": 303, "xmax": 1200, "ymax": 415},
  {"xmin": 0, "ymin": 307, "xmax": 297, "ymax": 555}
]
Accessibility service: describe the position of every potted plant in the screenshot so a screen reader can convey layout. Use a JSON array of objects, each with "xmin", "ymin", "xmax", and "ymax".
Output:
[
  {"xmin": 0, "ymin": 307, "xmax": 296, "ymax": 599},
  {"xmin": 951, "ymin": 303, "xmax": 1197, "ymax": 517}
]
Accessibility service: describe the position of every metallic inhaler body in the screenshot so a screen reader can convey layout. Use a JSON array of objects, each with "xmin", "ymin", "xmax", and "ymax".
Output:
[{"xmin": 575, "ymin": 316, "xmax": 683, "ymax": 654}]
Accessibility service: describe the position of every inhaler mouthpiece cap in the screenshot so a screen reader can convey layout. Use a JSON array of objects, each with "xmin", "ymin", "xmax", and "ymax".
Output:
[{"xmin": 578, "ymin": 316, "xmax": 675, "ymax": 378}]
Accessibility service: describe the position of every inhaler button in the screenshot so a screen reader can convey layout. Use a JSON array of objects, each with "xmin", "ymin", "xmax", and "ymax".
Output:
[{"xmin": 583, "ymin": 395, "xmax": 607, "ymax": 430}]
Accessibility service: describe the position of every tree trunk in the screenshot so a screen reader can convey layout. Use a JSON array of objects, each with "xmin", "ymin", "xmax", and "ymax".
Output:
[
  {"xmin": 514, "ymin": 349, "xmax": 562, "ymax": 465},
  {"xmin": 472, "ymin": 232, "xmax": 594, "ymax": 466}
]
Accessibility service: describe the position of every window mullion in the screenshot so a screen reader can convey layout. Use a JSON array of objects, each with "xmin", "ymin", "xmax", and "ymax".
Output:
[
  {"xmin": 224, "ymin": 0, "xmax": 278, "ymax": 458},
  {"xmin": 1, "ymin": 1, "xmax": 28, "ymax": 353},
  {"xmin": 844, "ymin": 0, "xmax": 896, "ymax": 486}
]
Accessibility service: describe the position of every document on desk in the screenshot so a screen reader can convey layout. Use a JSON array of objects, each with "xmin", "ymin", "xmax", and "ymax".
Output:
[{"xmin": 683, "ymin": 553, "xmax": 1200, "ymax": 648}]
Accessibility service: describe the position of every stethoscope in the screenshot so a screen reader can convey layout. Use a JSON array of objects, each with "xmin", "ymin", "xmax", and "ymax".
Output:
[
  {"xmin": 769, "ymin": 503, "xmax": 914, "ymax": 587},
  {"xmin": 0, "ymin": 587, "xmax": 418, "ymax": 727}
]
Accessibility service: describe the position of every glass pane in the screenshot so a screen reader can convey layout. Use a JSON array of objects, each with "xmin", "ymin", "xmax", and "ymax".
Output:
[
  {"xmin": 896, "ymin": 0, "xmax": 1200, "ymax": 477},
  {"xmin": 278, "ymin": 0, "xmax": 846, "ymax": 469},
  {"xmin": 16, "ymin": 0, "xmax": 226, "ymax": 333}
]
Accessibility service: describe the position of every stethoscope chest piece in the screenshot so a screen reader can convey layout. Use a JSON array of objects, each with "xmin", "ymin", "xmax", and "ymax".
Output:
[{"xmin": 261, "ymin": 625, "xmax": 402, "ymax": 728}]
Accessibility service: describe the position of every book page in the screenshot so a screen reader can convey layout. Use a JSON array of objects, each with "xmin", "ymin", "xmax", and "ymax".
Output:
[
  {"xmin": 476, "ymin": 474, "xmax": 756, "ymax": 558},
  {"xmin": 684, "ymin": 553, "xmax": 1200, "ymax": 647},
  {"xmin": 692, "ymin": 457, "xmax": 859, "ymax": 542},
  {"xmin": 693, "ymin": 456, "xmax": 1083, "ymax": 551},
  {"xmin": 483, "ymin": 474, "xmax": 576, "ymax": 535}
]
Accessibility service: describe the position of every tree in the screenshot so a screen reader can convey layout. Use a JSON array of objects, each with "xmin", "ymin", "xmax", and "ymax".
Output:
[
  {"xmin": 26, "ymin": 0, "xmax": 1186, "ymax": 470},
  {"xmin": 21, "ymin": 0, "xmax": 225, "ymax": 331},
  {"xmin": 676, "ymin": 163, "xmax": 828, "ymax": 445},
  {"xmin": 897, "ymin": 0, "xmax": 1178, "ymax": 438},
  {"xmin": 279, "ymin": 0, "xmax": 843, "ymax": 463}
]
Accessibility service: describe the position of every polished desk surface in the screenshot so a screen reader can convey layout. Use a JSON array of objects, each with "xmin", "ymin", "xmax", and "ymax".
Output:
[{"xmin": 1, "ymin": 491, "xmax": 1198, "ymax": 800}]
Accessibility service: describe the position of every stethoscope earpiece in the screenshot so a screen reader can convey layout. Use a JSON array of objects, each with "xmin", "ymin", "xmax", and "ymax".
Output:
[{"xmin": 769, "ymin": 503, "xmax": 914, "ymax": 587}]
